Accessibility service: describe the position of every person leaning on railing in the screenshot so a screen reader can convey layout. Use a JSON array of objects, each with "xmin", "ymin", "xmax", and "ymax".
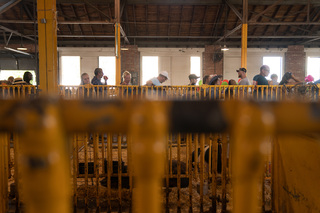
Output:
[
  {"xmin": 279, "ymin": 72, "xmax": 302, "ymax": 99},
  {"xmin": 253, "ymin": 65, "xmax": 270, "ymax": 100},
  {"xmin": 120, "ymin": 71, "xmax": 133, "ymax": 97},
  {"xmin": 91, "ymin": 68, "xmax": 108, "ymax": 96},
  {"xmin": 186, "ymin": 74, "xmax": 200, "ymax": 99},
  {"xmin": 225, "ymin": 79, "xmax": 237, "ymax": 100},
  {"xmin": 79, "ymin": 73, "xmax": 92, "ymax": 98},
  {"xmin": 207, "ymin": 75, "xmax": 223, "ymax": 100},
  {"xmin": 145, "ymin": 71, "xmax": 169, "ymax": 86},
  {"xmin": 144, "ymin": 71, "xmax": 169, "ymax": 99},
  {"xmin": 279, "ymin": 72, "xmax": 301, "ymax": 86}
]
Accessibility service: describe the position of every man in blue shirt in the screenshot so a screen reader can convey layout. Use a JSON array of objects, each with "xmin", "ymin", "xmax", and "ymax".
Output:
[
  {"xmin": 253, "ymin": 65, "xmax": 270, "ymax": 100},
  {"xmin": 91, "ymin": 68, "xmax": 108, "ymax": 95}
]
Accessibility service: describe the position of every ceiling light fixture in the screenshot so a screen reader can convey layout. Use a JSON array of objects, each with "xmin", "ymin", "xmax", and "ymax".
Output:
[
  {"xmin": 4, "ymin": 47, "xmax": 32, "ymax": 56},
  {"xmin": 221, "ymin": 45, "xmax": 229, "ymax": 51},
  {"xmin": 17, "ymin": 47, "xmax": 27, "ymax": 51}
]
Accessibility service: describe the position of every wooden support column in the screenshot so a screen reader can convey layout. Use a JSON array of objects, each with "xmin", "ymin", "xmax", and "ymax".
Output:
[
  {"xmin": 115, "ymin": 0, "xmax": 121, "ymax": 85},
  {"xmin": 37, "ymin": 0, "xmax": 58, "ymax": 93},
  {"xmin": 241, "ymin": 0, "xmax": 248, "ymax": 68}
]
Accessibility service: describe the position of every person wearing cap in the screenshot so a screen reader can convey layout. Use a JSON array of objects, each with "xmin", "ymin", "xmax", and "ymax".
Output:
[
  {"xmin": 236, "ymin": 67, "xmax": 250, "ymax": 85},
  {"xmin": 145, "ymin": 71, "xmax": 169, "ymax": 86},
  {"xmin": 188, "ymin": 74, "xmax": 200, "ymax": 85},
  {"xmin": 13, "ymin": 77, "xmax": 27, "ymax": 85}
]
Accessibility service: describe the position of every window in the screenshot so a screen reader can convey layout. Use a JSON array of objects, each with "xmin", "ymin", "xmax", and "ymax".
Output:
[
  {"xmin": 263, "ymin": 57, "xmax": 282, "ymax": 81},
  {"xmin": 190, "ymin": 56, "xmax": 201, "ymax": 84},
  {"xmin": 99, "ymin": 56, "xmax": 116, "ymax": 85},
  {"xmin": 142, "ymin": 56, "xmax": 158, "ymax": 85},
  {"xmin": 60, "ymin": 56, "xmax": 81, "ymax": 85},
  {"xmin": 307, "ymin": 57, "xmax": 320, "ymax": 81},
  {"xmin": 0, "ymin": 70, "xmax": 36, "ymax": 85}
]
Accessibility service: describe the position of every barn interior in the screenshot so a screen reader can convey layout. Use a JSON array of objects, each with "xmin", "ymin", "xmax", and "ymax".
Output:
[{"xmin": 0, "ymin": 0, "xmax": 320, "ymax": 213}]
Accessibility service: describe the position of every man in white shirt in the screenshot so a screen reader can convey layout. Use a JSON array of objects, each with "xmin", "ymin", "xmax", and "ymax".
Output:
[
  {"xmin": 146, "ymin": 71, "xmax": 169, "ymax": 86},
  {"xmin": 237, "ymin": 67, "xmax": 250, "ymax": 85}
]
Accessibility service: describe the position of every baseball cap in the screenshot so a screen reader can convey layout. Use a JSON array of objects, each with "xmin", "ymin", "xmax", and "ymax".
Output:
[
  {"xmin": 13, "ymin": 77, "xmax": 26, "ymax": 84},
  {"xmin": 189, "ymin": 74, "xmax": 200, "ymax": 80},
  {"xmin": 159, "ymin": 71, "xmax": 169, "ymax": 80},
  {"xmin": 236, "ymin": 67, "xmax": 247, "ymax": 73}
]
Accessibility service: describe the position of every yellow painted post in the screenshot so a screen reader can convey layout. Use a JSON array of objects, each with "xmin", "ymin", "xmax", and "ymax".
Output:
[
  {"xmin": 107, "ymin": 133, "xmax": 112, "ymax": 213},
  {"xmin": 241, "ymin": 0, "xmax": 248, "ymax": 68},
  {"xmin": 130, "ymin": 101, "xmax": 168, "ymax": 213},
  {"xmin": 115, "ymin": 0, "xmax": 121, "ymax": 86},
  {"xmin": 231, "ymin": 102, "xmax": 274, "ymax": 213},
  {"xmin": 241, "ymin": 24, "xmax": 248, "ymax": 68},
  {"xmin": 72, "ymin": 134, "xmax": 78, "ymax": 210},
  {"xmin": 187, "ymin": 134, "xmax": 193, "ymax": 212},
  {"xmin": 93, "ymin": 133, "xmax": 100, "ymax": 211},
  {"xmin": 127, "ymin": 134, "xmax": 133, "ymax": 212},
  {"xmin": 177, "ymin": 133, "xmax": 181, "ymax": 212},
  {"xmin": 13, "ymin": 133, "xmax": 20, "ymax": 211},
  {"xmin": 221, "ymin": 133, "xmax": 228, "ymax": 211},
  {"xmin": 0, "ymin": 134, "xmax": 8, "ymax": 213},
  {"xmin": 199, "ymin": 133, "xmax": 205, "ymax": 212},
  {"xmin": 19, "ymin": 101, "xmax": 71, "ymax": 213},
  {"xmin": 118, "ymin": 134, "xmax": 122, "ymax": 211},
  {"xmin": 37, "ymin": 0, "xmax": 58, "ymax": 93}
]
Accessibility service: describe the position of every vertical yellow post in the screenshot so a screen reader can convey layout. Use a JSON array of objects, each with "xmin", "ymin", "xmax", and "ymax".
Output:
[
  {"xmin": 37, "ymin": 0, "xmax": 58, "ymax": 93},
  {"xmin": 0, "ymin": 134, "xmax": 8, "ymax": 213},
  {"xmin": 241, "ymin": 0, "xmax": 248, "ymax": 68},
  {"xmin": 19, "ymin": 101, "xmax": 71, "ymax": 213},
  {"xmin": 115, "ymin": 0, "xmax": 121, "ymax": 86},
  {"xmin": 231, "ymin": 102, "xmax": 274, "ymax": 213},
  {"xmin": 130, "ymin": 101, "xmax": 168, "ymax": 213}
]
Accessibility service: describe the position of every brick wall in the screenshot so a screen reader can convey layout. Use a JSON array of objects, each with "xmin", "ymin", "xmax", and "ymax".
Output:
[
  {"xmin": 202, "ymin": 45, "xmax": 223, "ymax": 77},
  {"xmin": 121, "ymin": 45, "xmax": 140, "ymax": 85},
  {"xmin": 285, "ymin": 45, "xmax": 306, "ymax": 81}
]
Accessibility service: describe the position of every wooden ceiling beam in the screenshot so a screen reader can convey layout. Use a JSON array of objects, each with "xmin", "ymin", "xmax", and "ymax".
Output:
[
  {"xmin": 2, "ymin": 19, "xmax": 320, "ymax": 26},
  {"xmin": 249, "ymin": 0, "xmax": 283, "ymax": 22},
  {"xmin": 0, "ymin": 25, "xmax": 35, "ymax": 41},
  {"xmin": 224, "ymin": 0, "xmax": 242, "ymax": 21},
  {"xmin": 0, "ymin": 0, "xmax": 21, "ymax": 16},
  {"xmin": 50, "ymin": 0, "xmax": 320, "ymax": 6}
]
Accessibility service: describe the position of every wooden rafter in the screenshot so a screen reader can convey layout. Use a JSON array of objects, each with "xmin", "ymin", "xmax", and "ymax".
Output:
[
  {"xmin": 249, "ymin": 0, "xmax": 283, "ymax": 22},
  {"xmin": 178, "ymin": 5, "xmax": 183, "ymax": 36},
  {"xmin": 83, "ymin": 4, "xmax": 94, "ymax": 35},
  {"xmin": 211, "ymin": 4, "xmax": 225, "ymax": 37},
  {"xmin": 188, "ymin": 5, "xmax": 195, "ymax": 41},
  {"xmin": 70, "ymin": 4, "xmax": 82, "ymax": 35},
  {"xmin": 224, "ymin": 0, "xmax": 242, "ymax": 21}
]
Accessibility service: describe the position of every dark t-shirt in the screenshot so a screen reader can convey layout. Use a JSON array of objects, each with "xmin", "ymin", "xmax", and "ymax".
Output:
[
  {"xmin": 253, "ymin": 74, "xmax": 269, "ymax": 99},
  {"xmin": 253, "ymin": 74, "xmax": 268, "ymax": 85}
]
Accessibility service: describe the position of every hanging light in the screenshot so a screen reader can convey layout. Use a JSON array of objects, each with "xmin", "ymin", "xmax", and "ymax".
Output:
[
  {"xmin": 4, "ymin": 47, "xmax": 32, "ymax": 56},
  {"xmin": 17, "ymin": 47, "xmax": 28, "ymax": 51},
  {"xmin": 221, "ymin": 45, "xmax": 229, "ymax": 51}
]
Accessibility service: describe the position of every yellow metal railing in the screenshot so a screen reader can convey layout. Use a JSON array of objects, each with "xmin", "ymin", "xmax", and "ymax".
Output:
[
  {"xmin": 57, "ymin": 84, "xmax": 320, "ymax": 101},
  {"xmin": 1, "ymin": 99, "xmax": 320, "ymax": 213},
  {"xmin": 0, "ymin": 84, "xmax": 319, "ymax": 101}
]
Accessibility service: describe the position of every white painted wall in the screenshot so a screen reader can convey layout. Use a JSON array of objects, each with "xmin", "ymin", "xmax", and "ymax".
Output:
[
  {"xmin": 58, "ymin": 47, "xmax": 320, "ymax": 85},
  {"xmin": 139, "ymin": 48, "xmax": 203, "ymax": 85},
  {"xmin": 58, "ymin": 47, "xmax": 115, "ymax": 82},
  {"xmin": 223, "ymin": 48, "xmax": 287, "ymax": 83}
]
